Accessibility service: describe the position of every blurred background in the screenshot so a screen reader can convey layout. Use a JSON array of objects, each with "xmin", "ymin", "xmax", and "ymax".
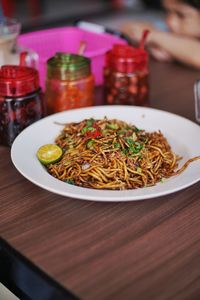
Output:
[{"xmin": 1, "ymin": 0, "xmax": 164, "ymax": 33}]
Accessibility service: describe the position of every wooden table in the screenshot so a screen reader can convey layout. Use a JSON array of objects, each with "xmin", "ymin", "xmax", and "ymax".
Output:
[{"xmin": 1, "ymin": 59, "xmax": 200, "ymax": 300}]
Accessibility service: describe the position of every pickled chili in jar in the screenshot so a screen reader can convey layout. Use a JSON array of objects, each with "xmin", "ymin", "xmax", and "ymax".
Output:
[
  {"xmin": 104, "ymin": 44, "xmax": 149, "ymax": 106},
  {"xmin": 46, "ymin": 53, "xmax": 94, "ymax": 114},
  {"xmin": 0, "ymin": 65, "xmax": 44, "ymax": 146}
]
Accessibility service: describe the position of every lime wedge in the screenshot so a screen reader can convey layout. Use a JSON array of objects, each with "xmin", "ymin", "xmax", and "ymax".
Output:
[{"xmin": 37, "ymin": 144, "xmax": 63, "ymax": 165}]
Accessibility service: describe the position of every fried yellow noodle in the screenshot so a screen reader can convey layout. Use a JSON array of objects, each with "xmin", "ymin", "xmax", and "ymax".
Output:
[{"xmin": 47, "ymin": 118, "xmax": 200, "ymax": 190}]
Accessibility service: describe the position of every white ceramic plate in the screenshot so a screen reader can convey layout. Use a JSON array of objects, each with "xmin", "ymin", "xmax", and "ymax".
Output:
[{"xmin": 11, "ymin": 105, "xmax": 200, "ymax": 202}]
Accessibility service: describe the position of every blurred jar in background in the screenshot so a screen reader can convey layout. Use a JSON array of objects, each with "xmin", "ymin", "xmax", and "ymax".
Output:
[
  {"xmin": 0, "ymin": 17, "xmax": 21, "ymax": 66},
  {"xmin": 46, "ymin": 53, "xmax": 94, "ymax": 114},
  {"xmin": 0, "ymin": 17, "xmax": 38, "ymax": 68},
  {"xmin": 104, "ymin": 44, "xmax": 149, "ymax": 106},
  {"xmin": 0, "ymin": 65, "xmax": 44, "ymax": 146}
]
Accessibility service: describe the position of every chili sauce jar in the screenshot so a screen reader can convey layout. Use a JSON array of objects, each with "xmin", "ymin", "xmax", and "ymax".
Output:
[
  {"xmin": 0, "ymin": 65, "xmax": 44, "ymax": 146},
  {"xmin": 104, "ymin": 44, "xmax": 149, "ymax": 106},
  {"xmin": 46, "ymin": 53, "xmax": 94, "ymax": 114}
]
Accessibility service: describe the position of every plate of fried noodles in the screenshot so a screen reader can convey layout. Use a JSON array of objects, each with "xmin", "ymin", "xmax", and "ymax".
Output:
[{"xmin": 11, "ymin": 105, "xmax": 200, "ymax": 202}]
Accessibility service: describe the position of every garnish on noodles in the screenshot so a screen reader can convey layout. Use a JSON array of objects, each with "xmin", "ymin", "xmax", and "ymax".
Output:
[{"xmin": 39, "ymin": 118, "xmax": 200, "ymax": 190}]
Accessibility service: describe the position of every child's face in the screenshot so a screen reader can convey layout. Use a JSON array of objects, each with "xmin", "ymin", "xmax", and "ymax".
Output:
[{"xmin": 163, "ymin": 0, "xmax": 200, "ymax": 37}]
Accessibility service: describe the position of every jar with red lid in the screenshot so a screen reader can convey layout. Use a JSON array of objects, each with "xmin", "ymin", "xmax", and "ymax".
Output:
[
  {"xmin": 46, "ymin": 53, "xmax": 94, "ymax": 114},
  {"xmin": 104, "ymin": 44, "xmax": 149, "ymax": 106},
  {"xmin": 0, "ymin": 65, "xmax": 44, "ymax": 146}
]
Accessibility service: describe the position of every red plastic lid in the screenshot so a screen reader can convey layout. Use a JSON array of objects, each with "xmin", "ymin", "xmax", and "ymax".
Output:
[
  {"xmin": 0, "ymin": 65, "xmax": 39, "ymax": 97},
  {"xmin": 105, "ymin": 44, "xmax": 148, "ymax": 73}
]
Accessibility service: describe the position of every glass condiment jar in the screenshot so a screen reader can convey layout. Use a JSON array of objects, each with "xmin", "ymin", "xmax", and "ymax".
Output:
[
  {"xmin": 104, "ymin": 44, "xmax": 149, "ymax": 106},
  {"xmin": 46, "ymin": 53, "xmax": 94, "ymax": 114},
  {"xmin": 0, "ymin": 17, "xmax": 38, "ymax": 68},
  {"xmin": 0, "ymin": 65, "xmax": 44, "ymax": 146}
]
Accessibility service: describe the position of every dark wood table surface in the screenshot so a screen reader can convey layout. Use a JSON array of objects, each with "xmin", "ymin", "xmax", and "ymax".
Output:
[{"xmin": 1, "ymin": 59, "xmax": 200, "ymax": 300}]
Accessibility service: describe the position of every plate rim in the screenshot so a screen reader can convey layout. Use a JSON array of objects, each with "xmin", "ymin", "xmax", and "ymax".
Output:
[{"xmin": 11, "ymin": 105, "xmax": 200, "ymax": 202}]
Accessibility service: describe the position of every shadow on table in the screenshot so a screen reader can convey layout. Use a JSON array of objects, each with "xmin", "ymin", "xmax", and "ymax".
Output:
[{"xmin": 0, "ymin": 238, "xmax": 80, "ymax": 300}]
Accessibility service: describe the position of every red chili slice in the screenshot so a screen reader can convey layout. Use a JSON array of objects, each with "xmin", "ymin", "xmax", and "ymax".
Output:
[{"xmin": 85, "ymin": 123, "xmax": 102, "ymax": 138}]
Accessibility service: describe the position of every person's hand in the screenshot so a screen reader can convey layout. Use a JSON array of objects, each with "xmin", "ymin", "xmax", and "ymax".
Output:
[
  {"xmin": 149, "ymin": 45, "xmax": 173, "ymax": 62},
  {"xmin": 122, "ymin": 21, "xmax": 173, "ymax": 62},
  {"xmin": 122, "ymin": 21, "xmax": 154, "ymax": 42}
]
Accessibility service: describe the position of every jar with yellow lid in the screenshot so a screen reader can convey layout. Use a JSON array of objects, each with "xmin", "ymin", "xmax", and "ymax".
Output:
[{"xmin": 46, "ymin": 53, "xmax": 94, "ymax": 113}]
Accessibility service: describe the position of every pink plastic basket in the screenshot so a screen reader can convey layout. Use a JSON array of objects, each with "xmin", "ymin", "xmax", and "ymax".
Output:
[{"xmin": 18, "ymin": 26, "xmax": 127, "ymax": 89}]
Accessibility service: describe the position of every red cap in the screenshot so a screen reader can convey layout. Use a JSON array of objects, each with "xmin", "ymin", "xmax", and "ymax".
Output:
[
  {"xmin": 105, "ymin": 44, "xmax": 148, "ymax": 73},
  {"xmin": 0, "ymin": 65, "xmax": 39, "ymax": 97}
]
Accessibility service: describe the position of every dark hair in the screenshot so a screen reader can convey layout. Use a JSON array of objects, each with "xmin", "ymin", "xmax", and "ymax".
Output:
[{"xmin": 178, "ymin": 0, "xmax": 200, "ymax": 8}]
